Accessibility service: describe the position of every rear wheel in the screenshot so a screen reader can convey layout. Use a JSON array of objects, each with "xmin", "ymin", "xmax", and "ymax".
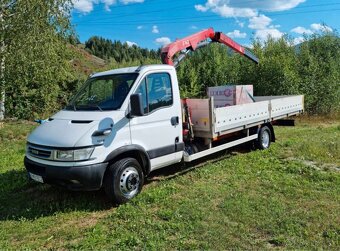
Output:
[
  {"xmin": 257, "ymin": 126, "xmax": 271, "ymax": 150},
  {"xmin": 104, "ymin": 157, "xmax": 144, "ymax": 204}
]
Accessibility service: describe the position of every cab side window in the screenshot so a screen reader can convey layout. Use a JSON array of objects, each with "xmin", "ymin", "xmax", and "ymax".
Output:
[
  {"xmin": 135, "ymin": 78, "xmax": 148, "ymax": 113},
  {"xmin": 135, "ymin": 73, "xmax": 173, "ymax": 114}
]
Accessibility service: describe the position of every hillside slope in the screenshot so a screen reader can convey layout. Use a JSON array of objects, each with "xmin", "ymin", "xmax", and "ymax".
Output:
[{"xmin": 70, "ymin": 44, "xmax": 107, "ymax": 76}]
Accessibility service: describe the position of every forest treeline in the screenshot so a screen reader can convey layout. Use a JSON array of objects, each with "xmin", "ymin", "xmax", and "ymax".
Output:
[
  {"xmin": 1, "ymin": 0, "xmax": 339, "ymax": 120},
  {"xmin": 84, "ymin": 36, "xmax": 160, "ymax": 63}
]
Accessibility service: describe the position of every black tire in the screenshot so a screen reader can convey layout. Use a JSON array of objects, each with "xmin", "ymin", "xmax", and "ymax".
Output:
[
  {"xmin": 256, "ymin": 126, "xmax": 271, "ymax": 150},
  {"xmin": 104, "ymin": 157, "xmax": 144, "ymax": 204}
]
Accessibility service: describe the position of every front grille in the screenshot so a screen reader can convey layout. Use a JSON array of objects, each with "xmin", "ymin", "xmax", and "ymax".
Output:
[{"xmin": 28, "ymin": 145, "xmax": 52, "ymax": 160}]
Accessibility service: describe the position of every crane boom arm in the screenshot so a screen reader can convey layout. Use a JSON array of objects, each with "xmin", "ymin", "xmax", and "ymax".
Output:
[{"xmin": 161, "ymin": 28, "xmax": 259, "ymax": 67}]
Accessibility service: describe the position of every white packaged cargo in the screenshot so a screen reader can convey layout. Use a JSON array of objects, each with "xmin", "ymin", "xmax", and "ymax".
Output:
[{"xmin": 207, "ymin": 85, "xmax": 254, "ymax": 107}]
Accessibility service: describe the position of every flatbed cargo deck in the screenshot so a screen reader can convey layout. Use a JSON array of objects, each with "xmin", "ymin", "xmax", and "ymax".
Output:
[
  {"xmin": 184, "ymin": 95, "xmax": 304, "ymax": 162},
  {"xmin": 186, "ymin": 95, "xmax": 304, "ymax": 138}
]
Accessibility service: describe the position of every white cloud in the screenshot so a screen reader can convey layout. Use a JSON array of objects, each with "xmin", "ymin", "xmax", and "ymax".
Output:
[
  {"xmin": 73, "ymin": 0, "xmax": 94, "ymax": 13},
  {"xmin": 102, "ymin": 0, "xmax": 116, "ymax": 11},
  {"xmin": 293, "ymin": 37, "xmax": 304, "ymax": 45},
  {"xmin": 190, "ymin": 25, "xmax": 198, "ymax": 30},
  {"xmin": 248, "ymin": 14, "xmax": 272, "ymax": 30},
  {"xmin": 152, "ymin": 25, "xmax": 159, "ymax": 34},
  {"xmin": 236, "ymin": 20, "xmax": 244, "ymax": 28},
  {"xmin": 195, "ymin": 2, "xmax": 256, "ymax": 17},
  {"xmin": 196, "ymin": 2, "xmax": 291, "ymax": 43},
  {"xmin": 194, "ymin": 4, "xmax": 209, "ymax": 12},
  {"xmin": 247, "ymin": 13, "xmax": 283, "ymax": 42},
  {"xmin": 73, "ymin": 0, "xmax": 144, "ymax": 13},
  {"xmin": 255, "ymin": 28, "xmax": 284, "ymax": 41},
  {"xmin": 311, "ymin": 23, "xmax": 333, "ymax": 32},
  {"xmin": 290, "ymin": 23, "xmax": 332, "ymax": 37},
  {"xmin": 212, "ymin": 5, "xmax": 257, "ymax": 18},
  {"xmin": 120, "ymin": 0, "xmax": 144, "ymax": 4},
  {"xmin": 126, "ymin": 41, "xmax": 138, "ymax": 47},
  {"xmin": 137, "ymin": 25, "xmax": 143, "ymax": 30},
  {"xmin": 231, "ymin": 0, "xmax": 306, "ymax": 12},
  {"xmin": 155, "ymin": 37, "xmax": 171, "ymax": 46},
  {"xmin": 227, "ymin": 30, "xmax": 247, "ymax": 38},
  {"xmin": 195, "ymin": 0, "xmax": 305, "ymax": 18},
  {"xmin": 291, "ymin": 26, "xmax": 312, "ymax": 35}
]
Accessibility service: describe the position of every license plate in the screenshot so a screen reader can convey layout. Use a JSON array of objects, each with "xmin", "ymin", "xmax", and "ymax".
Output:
[{"xmin": 29, "ymin": 172, "xmax": 44, "ymax": 183}]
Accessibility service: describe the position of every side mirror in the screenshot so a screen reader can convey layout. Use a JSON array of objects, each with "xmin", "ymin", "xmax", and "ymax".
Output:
[{"xmin": 130, "ymin": 93, "xmax": 144, "ymax": 117}]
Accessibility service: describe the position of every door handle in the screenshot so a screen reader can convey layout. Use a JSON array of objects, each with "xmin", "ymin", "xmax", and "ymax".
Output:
[{"xmin": 171, "ymin": 116, "xmax": 179, "ymax": 126}]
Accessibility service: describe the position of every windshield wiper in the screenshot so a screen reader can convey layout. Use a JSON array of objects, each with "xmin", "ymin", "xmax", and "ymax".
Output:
[
  {"xmin": 83, "ymin": 103, "xmax": 103, "ymax": 111},
  {"xmin": 94, "ymin": 104, "xmax": 103, "ymax": 111},
  {"xmin": 69, "ymin": 103, "xmax": 104, "ymax": 111}
]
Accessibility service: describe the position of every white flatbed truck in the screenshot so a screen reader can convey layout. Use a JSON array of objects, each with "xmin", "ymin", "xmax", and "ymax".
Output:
[{"xmin": 24, "ymin": 29, "xmax": 304, "ymax": 204}]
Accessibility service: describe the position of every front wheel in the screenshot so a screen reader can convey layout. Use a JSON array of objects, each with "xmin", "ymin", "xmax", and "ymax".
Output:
[
  {"xmin": 256, "ymin": 126, "xmax": 271, "ymax": 150},
  {"xmin": 104, "ymin": 157, "xmax": 144, "ymax": 204}
]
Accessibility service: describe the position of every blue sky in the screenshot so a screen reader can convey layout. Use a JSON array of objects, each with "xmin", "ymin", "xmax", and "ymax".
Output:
[{"xmin": 71, "ymin": 0, "xmax": 340, "ymax": 49}]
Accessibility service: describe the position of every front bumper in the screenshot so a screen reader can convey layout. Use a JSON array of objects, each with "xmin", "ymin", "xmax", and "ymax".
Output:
[{"xmin": 24, "ymin": 157, "xmax": 108, "ymax": 191}]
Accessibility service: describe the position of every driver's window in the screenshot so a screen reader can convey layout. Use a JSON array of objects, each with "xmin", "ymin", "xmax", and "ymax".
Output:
[{"xmin": 135, "ymin": 73, "xmax": 173, "ymax": 114}]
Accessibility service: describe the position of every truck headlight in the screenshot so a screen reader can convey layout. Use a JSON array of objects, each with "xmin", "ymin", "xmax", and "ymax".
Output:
[
  {"xmin": 56, "ymin": 150, "xmax": 73, "ymax": 161},
  {"xmin": 74, "ymin": 148, "xmax": 95, "ymax": 161},
  {"xmin": 55, "ymin": 147, "xmax": 94, "ymax": 161}
]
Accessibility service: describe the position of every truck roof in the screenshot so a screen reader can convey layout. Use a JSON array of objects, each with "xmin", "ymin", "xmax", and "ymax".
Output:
[{"xmin": 91, "ymin": 64, "xmax": 175, "ymax": 78}]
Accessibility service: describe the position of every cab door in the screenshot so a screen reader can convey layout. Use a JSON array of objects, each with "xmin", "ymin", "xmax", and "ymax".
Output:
[{"xmin": 129, "ymin": 72, "xmax": 183, "ymax": 171}]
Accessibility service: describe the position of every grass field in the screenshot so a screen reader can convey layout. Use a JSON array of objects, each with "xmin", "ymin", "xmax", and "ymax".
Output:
[{"xmin": 0, "ymin": 117, "xmax": 339, "ymax": 250}]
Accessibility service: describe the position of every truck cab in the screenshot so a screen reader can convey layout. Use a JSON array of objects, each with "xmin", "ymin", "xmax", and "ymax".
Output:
[{"xmin": 25, "ymin": 65, "xmax": 183, "ymax": 204}]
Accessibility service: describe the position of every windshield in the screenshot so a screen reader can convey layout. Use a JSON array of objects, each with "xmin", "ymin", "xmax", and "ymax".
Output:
[{"xmin": 66, "ymin": 73, "xmax": 138, "ymax": 111}]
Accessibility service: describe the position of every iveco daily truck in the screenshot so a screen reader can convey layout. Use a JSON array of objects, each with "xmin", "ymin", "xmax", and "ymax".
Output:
[{"xmin": 24, "ymin": 28, "xmax": 304, "ymax": 204}]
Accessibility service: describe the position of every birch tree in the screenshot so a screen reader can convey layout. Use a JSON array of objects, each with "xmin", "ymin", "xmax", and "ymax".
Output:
[{"xmin": 2, "ymin": 0, "xmax": 74, "ymax": 119}]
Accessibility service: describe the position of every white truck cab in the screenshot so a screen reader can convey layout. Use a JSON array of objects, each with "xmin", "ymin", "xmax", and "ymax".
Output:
[{"xmin": 25, "ymin": 65, "xmax": 184, "ymax": 203}]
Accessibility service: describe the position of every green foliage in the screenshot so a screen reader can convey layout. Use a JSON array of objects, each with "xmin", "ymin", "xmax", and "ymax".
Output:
[
  {"xmin": 2, "ymin": 0, "xmax": 77, "ymax": 119},
  {"xmin": 297, "ymin": 33, "xmax": 340, "ymax": 114},
  {"xmin": 177, "ymin": 44, "xmax": 245, "ymax": 97},
  {"xmin": 85, "ymin": 36, "xmax": 160, "ymax": 63},
  {"xmin": 251, "ymin": 36, "xmax": 301, "ymax": 96},
  {"xmin": 177, "ymin": 32, "xmax": 340, "ymax": 115}
]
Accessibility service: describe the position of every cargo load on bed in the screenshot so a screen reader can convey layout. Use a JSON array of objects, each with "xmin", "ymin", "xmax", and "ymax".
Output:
[{"xmin": 207, "ymin": 85, "xmax": 254, "ymax": 107}]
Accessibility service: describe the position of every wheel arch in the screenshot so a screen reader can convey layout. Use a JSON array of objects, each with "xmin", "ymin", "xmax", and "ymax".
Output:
[{"xmin": 104, "ymin": 145, "xmax": 151, "ymax": 176}]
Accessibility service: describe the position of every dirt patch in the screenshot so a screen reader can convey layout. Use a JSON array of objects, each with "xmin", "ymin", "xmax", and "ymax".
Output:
[
  {"xmin": 286, "ymin": 157, "xmax": 340, "ymax": 172},
  {"xmin": 61, "ymin": 210, "xmax": 109, "ymax": 229}
]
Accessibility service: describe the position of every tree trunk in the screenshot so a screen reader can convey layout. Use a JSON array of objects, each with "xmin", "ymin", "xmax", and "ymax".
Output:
[{"xmin": 0, "ymin": 10, "xmax": 4, "ymax": 120}]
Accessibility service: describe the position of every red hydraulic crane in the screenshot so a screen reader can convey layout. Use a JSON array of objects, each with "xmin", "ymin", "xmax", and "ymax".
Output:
[{"xmin": 161, "ymin": 28, "xmax": 259, "ymax": 67}]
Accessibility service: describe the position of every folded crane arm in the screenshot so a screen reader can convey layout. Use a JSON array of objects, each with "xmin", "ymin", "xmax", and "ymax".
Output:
[{"xmin": 161, "ymin": 28, "xmax": 259, "ymax": 67}]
